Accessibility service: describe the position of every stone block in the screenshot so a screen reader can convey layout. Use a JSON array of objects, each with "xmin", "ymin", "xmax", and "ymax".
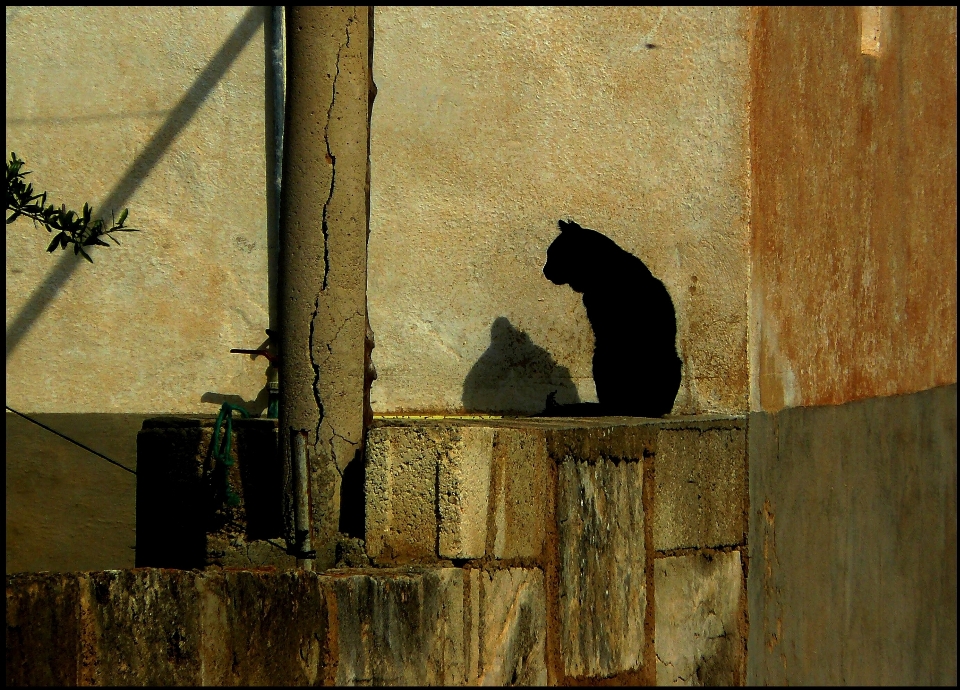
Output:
[
  {"xmin": 367, "ymin": 425, "xmax": 506, "ymax": 562},
  {"xmin": 557, "ymin": 458, "xmax": 646, "ymax": 678},
  {"xmin": 439, "ymin": 427, "xmax": 494, "ymax": 559},
  {"xmin": 654, "ymin": 426, "xmax": 746, "ymax": 551},
  {"xmin": 197, "ymin": 569, "xmax": 330, "ymax": 685},
  {"xmin": 472, "ymin": 567, "xmax": 548, "ymax": 685},
  {"xmin": 329, "ymin": 567, "xmax": 466, "ymax": 685},
  {"xmin": 655, "ymin": 551, "xmax": 744, "ymax": 686},
  {"xmin": 365, "ymin": 427, "xmax": 443, "ymax": 563},
  {"xmin": 82, "ymin": 569, "xmax": 203, "ymax": 686},
  {"xmin": 5, "ymin": 572, "xmax": 82, "ymax": 686},
  {"xmin": 488, "ymin": 430, "xmax": 549, "ymax": 560}
]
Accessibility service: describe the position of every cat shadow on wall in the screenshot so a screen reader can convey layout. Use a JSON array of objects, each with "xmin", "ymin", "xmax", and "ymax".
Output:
[{"xmin": 462, "ymin": 317, "xmax": 580, "ymax": 414}]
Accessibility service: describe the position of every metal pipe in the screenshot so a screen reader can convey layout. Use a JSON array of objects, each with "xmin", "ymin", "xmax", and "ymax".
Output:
[
  {"xmin": 270, "ymin": 6, "xmax": 285, "ymax": 219},
  {"xmin": 292, "ymin": 429, "xmax": 314, "ymax": 558}
]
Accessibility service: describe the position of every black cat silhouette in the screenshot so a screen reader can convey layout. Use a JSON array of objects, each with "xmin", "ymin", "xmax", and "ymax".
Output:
[{"xmin": 542, "ymin": 219, "xmax": 681, "ymax": 417}]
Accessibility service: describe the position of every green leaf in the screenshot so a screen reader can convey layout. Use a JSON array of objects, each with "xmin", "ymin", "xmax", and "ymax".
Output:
[
  {"xmin": 47, "ymin": 233, "xmax": 64, "ymax": 252},
  {"xmin": 78, "ymin": 246, "xmax": 94, "ymax": 263},
  {"xmin": 117, "ymin": 208, "xmax": 128, "ymax": 226},
  {"xmin": 7, "ymin": 210, "xmax": 21, "ymax": 224}
]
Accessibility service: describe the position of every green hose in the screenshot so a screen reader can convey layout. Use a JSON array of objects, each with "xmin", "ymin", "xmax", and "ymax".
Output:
[{"xmin": 213, "ymin": 402, "xmax": 250, "ymax": 507}]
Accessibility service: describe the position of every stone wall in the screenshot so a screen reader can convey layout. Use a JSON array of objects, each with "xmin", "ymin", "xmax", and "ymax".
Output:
[
  {"xmin": 8, "ymin": 415, "xmax": 749, "ymax": 686},
  {"xmin": 365, "ymin": 416, "xmax": 748, "ymax": 684}
]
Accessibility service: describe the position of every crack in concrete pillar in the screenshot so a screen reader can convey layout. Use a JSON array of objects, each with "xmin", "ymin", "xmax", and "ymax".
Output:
[{"xmin": 278, "ymin": 6, "xmax": 372, "ymax": 569}]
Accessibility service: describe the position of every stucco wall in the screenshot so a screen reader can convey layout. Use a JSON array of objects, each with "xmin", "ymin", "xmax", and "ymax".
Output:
[
  {"xmin": 368, "ymin": 6, "xmax": 752, "ymax": 415},
  {"xmin": 750, "ymin": 6, "xmax": 957, "ymax": 412},
  {"xmin": 6, "ymin": 6, "xmax": 273, "ymax": 415}
]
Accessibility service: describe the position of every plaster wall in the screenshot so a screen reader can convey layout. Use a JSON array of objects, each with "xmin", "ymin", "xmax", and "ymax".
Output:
[
  {"xmin": 6, "ymin": 6, "xmax": 274, "ymax": 415},
  {"xmin": 368, "ymin": 6, "xmax": 752, "ymax": 415},
  {"xmin": 750, "ymin": 6, "xmax": 957, "ymax": 412}
]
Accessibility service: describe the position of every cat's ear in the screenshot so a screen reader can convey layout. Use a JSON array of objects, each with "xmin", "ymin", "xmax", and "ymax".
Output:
[{"xmin": 558, "ymin": 219, "xmax": 575, "ymax": 232}]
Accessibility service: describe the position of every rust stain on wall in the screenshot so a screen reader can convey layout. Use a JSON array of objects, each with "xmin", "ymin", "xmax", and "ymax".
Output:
[{"xmin": 750, "ymin": 7, "xmax": 957, "ymax": 411}]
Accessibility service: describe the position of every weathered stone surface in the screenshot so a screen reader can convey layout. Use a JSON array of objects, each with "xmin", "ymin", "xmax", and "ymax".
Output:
[
  {"xmin": 365, "ymin": 427, "xmax": 442, "ymax": 563},
  {"xmin": 488, "ymin": 430, "xmax": 549, "ymax": 560},
  {"xmin": 438, "ymin": 427, "xmax": 494, "ymax": 559},
  {"xmin": 6, "ymin": 8, "xmax": 274, "ymax": 415},
  {"xmin": 751, "ymin": 7, "xmax": 956, "ymax": 412},
  {"xmin": 197, "ymin": 569, "xmax": 329, "ymax": 685},
  {"xmin": 547, "ymin": 425, "xmax": 656, "ymax": 467},
  {"xmin": 557, "ymin": 458, "xmax": 646, "ymax": 678},
  {"xmin": 279, "ymin": 5, "xmax": 372, "ymax": 570},
  {"xmin": 473, "ymin": 568, "xmax": 548, "ymax": 685},
  {"xmin": 654, "ymin": 426, "xmax": 746, "ymax": 551},
  {"xmin": 82, "ymin": 569, "xmax": 203, "ymax": 686},
  {"xmin": 368, "ymin": 7, "xmax": 753, "ymax": 417},
  {"xmin": 329, "ymin": 567, "xmax": 466, "ymax": 685},
  {"xmin": 655, "ymin": 551, "xmax": 744, "ymax": 686},
  {"xmin": 6, "ymin": 572, "xmax": 82, "ymax": 686}
]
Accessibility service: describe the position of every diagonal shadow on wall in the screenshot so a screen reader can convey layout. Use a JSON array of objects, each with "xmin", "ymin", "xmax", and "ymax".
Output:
[
  {"xmin": 462, "ymin": 316, "xmax": 581, "ymax": 415},
  {"xmin": 6, "ymin": 6, "xmax": 266, "ymax": 360}
]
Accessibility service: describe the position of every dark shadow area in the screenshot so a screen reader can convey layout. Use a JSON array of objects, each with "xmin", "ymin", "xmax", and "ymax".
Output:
[
  {"xmin": 462, "ymin": 317, "xmax": 580, "ymax": 414},
  {"xmin": 200, "ymin": 389, "xmax": 269, "ymax": 418},
  {"xmin": 136, "ymin": 425, "xmax": 208, "ymax": 568},
  {"xmin": 542, "ymin": 219, "xmax": 682, "ymax": 417},
  {"xmin": 233, "ymin": 421, "xmax": 284, "ymax": 540},
  {"xmin": 338, "ymin": 448, "xmax": 366, "ymax": 540},
  {"xmin": 6, "ymin": 7, "xmax": 266, "ymax": 360}
]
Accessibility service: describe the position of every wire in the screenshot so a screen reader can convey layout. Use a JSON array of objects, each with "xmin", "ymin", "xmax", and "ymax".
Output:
[{"xmin": 5, "ymin": 405, "xmax": 137, "ymax": 475}]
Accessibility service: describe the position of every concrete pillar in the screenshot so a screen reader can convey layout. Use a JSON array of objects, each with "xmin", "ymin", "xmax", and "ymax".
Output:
[{"xmin": 278, "ymin": 6, "xmax": 372, "ymax": 568}]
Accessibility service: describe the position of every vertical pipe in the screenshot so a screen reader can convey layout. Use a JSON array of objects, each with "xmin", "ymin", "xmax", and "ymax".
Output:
[
  {"xmin": 271, "ymin": 6, "xmax": 285, "ymax": 224},
  {"xmin": 292, "ymin": 429, "xmax": 314, "ymax": 557}
]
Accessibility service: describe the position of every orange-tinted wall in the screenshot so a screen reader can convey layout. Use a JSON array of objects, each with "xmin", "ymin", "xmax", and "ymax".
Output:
[{"xmin": 750, "ymin": 6, "xmax": 957, "ymax": 412}]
